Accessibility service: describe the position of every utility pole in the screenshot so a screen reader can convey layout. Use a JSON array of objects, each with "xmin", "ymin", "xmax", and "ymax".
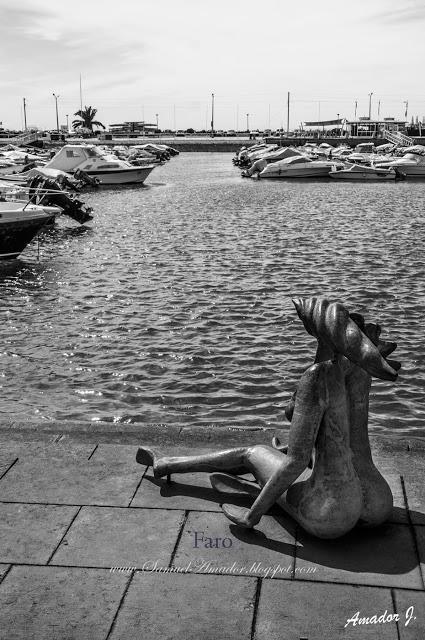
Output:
[
  {"xmin": 211, "ymin": 93, "xmax": 215, "ymax": 137},
  {"xmin": 79, "ymin": 74, "xmax": 83, "ymax": 111},
  {"xmin": 23, "ymin": 97, "xmax": 27, "ymax": 130},
  {"xmin": 52, "ymin": 93, "xmax": 60, "ymax": 132},
  {"xmin": 286, "ymin": 91, "xmax": 290, "ymax": 135},
  {"xmin": 368, "ymin": 92, "xmax": 373, "ymax": 119}
]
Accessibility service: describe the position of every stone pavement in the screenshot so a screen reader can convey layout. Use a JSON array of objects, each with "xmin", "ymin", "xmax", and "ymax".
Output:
[{"xmin": 0, "ymin": 422, "xmax": 423, "ymax": 639}]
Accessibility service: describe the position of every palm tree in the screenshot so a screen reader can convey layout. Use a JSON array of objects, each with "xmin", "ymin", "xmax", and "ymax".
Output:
[{"xmin": 72, "ymin": 106, "xmax": 105, "ymax": 133}]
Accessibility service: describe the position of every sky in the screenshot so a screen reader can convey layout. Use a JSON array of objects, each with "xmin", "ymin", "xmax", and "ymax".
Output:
[{"xmin": 1, "ymin": 0, "xmax": 425, "ymax": 131}]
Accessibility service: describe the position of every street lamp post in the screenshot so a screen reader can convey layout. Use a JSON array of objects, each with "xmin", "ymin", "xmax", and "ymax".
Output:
[
  {"xmin": 337, "ymin": 113, "xmax": 340, "ymax": 136},
  {"xmin": 368, "ymin": 92, "xmax": 373, "ymax": 120},
  {"xmin": 211, "ymin": 93, "xmax": 215, "ymax": 137},
  {"xmin": 246, "ymin": 113, "xmax": 250, "ymax": 132},
  {"xmin": 155, "ymin": 113, "xmax": 159, "ymax": 131},
  {"xmin": 52, "ymin": 93, "xmax": 60, "ymax": 132},
  {"xmin": 66, "ymin": 114, "xmax": 69, "ymax": 133},
  {"xmin": 23, "ymin": 98, "xmax": 27, "ymax": 130}
]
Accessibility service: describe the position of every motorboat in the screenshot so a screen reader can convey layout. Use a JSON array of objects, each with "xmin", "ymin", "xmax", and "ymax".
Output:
[
  {"xmin": 259, "ymin": 155, "xmax": 338, "ymax": 178},
  {"xmin": 0, "ymin": 200, "xmax": 58, "ymax": 259},
  {"xmin": 43, "ymin": 145, "xmax": 156, "ymax": 185},
  {"xmin": 386, "ymin": 145, "xmax": 425, "ymax": 178},
  {"xmin": 242, "ymin": 147, "xmax": 301, "ymax": 177},
  {"xmin": 329, "ymin": 163, "xmax": 396, "ymax": 181}
]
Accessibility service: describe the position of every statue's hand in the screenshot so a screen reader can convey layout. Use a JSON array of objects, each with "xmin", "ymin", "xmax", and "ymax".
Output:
[{"xmin": 221, "ymin": 504, "xmax": 259, "ymax": 528}]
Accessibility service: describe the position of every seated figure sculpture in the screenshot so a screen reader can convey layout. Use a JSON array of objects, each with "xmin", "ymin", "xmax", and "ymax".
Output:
[{"xmin": 136, "ymin": 297, "xmax": 401, "ymax": 539}]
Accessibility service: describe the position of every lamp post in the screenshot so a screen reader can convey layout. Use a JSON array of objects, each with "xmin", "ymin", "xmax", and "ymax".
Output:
[
  {"xmin": 246, "ymin": 113, "xmax": 250, "ymax": 132},
  {"xmin": 368, "ymin": 92, "xmax": 373, "ymax": 120},
  {"xmin": 211, "ymin": 93, "xmax": 215, "ymax": 137},
  {"xmin": 337, "ymin": 113, "xmax": 340, "ymax": 136},
  {"xmin": 23, "ymin": 98, "xmax": 27, "ymax": 131},
  {"xmin": 52, "ymin": 93, "xmax": 60, "ymax": 132},
  {"xmin": 155, "ymin": 113, "xmax": 159, "ymax": 131},
  {"xmin": 66, "ymin": 114, "xmax": 69, "ymax": 133}
]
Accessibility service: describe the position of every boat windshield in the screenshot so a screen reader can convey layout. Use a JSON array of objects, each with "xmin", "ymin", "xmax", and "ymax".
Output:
[{"xmin": 85, "ymin": 147, "xmax": 103, "ymax": 158}]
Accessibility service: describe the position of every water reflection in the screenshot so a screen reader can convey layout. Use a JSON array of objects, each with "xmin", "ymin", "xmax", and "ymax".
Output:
[{"xmin": 0, "ymin": 153, "xmax": 424, "ymax": 436}]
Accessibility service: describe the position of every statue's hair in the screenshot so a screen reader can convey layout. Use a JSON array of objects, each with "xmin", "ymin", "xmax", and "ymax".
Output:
[{"xmin": 292, "ymin": 297, "xmax": 398, "ymax": 381}]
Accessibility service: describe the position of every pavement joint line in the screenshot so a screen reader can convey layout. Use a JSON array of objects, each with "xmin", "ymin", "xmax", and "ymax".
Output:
[
  {"xmin": 0, "ymin": 564, "xmax": 13, "ymax": 586},
  {"xmin": 400, "ymin": 474, "xmax": 425, "ymax": 590},
  {"xmin": 0, "ymin": 457, "xmax": 18, "ymax": 482},
  {"xmin": 168, "ymin": 509, "xmax": 189, "ymax": 569},
  {"xmin": 46, "ymin": 506, "xmax": 82, "ymax": 565},
  {"xmin": 391, "ymin": 588, "xmax": 402, "ymax": 640},
  {"xmin": 250, "ymin": 577, "xmax": 262, "ymax": 640},
  {"xmin": 127, "ymin": 465, "xmax": 150, "ymax": 507},
  {"xmin": 105, "ymin": 570, "xmax": 135, "ymax": 640},
  {"xmin": 87, "ymin": 444, "xmax": 98, "ymax": 460}
]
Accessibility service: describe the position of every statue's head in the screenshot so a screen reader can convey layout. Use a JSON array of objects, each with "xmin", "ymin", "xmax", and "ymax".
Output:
[{"xmin": 292, "ymin": 296, "xmax": 400, "ymax": 381}]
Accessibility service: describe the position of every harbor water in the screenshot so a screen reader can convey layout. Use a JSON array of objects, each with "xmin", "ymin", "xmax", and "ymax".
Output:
[{"xmin": 0, "ymin": 152, "xmax": 424, "ymax": 436}]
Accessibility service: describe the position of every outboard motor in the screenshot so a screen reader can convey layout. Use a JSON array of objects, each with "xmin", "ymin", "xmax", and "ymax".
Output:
[
  {"xmin": 74, "ymin": 169, "xmax": 100, "ymax": 188},
  {"xmin": 29, "ymin": 177, "xmax": 93, "ymax": 224}
]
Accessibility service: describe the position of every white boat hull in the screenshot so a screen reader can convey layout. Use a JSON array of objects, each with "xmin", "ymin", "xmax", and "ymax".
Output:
[
  {"xmin": 260, "ymin": 166, "xmax": 332, "ymax": 179},
  {"xmin": 330, "ymin": 169, "xmax": 395, "ymax": 181},
  {"xmin": 85, "ymin": 165, "xmax": 155, "ymax": 185}
]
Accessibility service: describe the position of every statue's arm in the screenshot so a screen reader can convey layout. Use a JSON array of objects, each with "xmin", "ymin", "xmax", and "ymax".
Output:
[{"xmin": 222, "ymin": 363, "xmax": 327, "ymax": 528}]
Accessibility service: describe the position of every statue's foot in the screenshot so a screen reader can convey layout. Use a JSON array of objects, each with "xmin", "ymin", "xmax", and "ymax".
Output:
[
  {"xmin": 221, "ymin": 504, "xmax": 258, "ymax": 528},
  {"xmin": 210, "ymin": 473, "xmax": 260, "ymax": 497},
  {"xmin": 136, "ymin": 447, "xmax": 155, "ymax": 467}
]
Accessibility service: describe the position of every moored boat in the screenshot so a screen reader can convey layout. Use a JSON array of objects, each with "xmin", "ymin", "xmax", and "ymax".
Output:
[
  {"xmin": 43, "ymin": 145, "xmax": 156, "ymax": 185},
  {"xmin": 329, "ymin": 163, "xmax": 396, "ymax": 180},
  {"xmin": 0, "ymin": 201, "xmax": 58, "ymax": 259},
  {"xmin": 259, "ymin": 155, "xmax": 338, "ymax": 179}
]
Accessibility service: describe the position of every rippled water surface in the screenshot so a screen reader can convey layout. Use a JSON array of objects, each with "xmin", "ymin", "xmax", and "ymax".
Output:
[{"xmin": 1, "ymin": 152, "xmax": 424, "ymax": 436}]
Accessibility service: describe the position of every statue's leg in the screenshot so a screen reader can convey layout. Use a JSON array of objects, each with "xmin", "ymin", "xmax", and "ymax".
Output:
[
  {"xmin": 210, "ymin": 473, "xmax": 261, "ymax": 497},
  {"xmin": 137, "ymin": 446, "xmax": 252, "ymax": 478}
]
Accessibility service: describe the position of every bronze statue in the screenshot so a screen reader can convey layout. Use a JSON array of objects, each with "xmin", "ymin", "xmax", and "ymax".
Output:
[{"xmin": 137, "ymin": 297, "xmax": 400, "ymax": 539}]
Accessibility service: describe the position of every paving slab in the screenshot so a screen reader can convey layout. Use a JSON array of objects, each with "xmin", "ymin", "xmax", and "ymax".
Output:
[
  {"xmin": 0, "ymin": 441, "xmax": 95, "ymax": 460},
  {"xmin": 0, "ymin": 565, "xmax": 128, "ymax": 640},
  {"xmin": 0, "ymin": 456, "xmax": 143, "ymax": 506},
  {"xmin": 403, "ymin": 474, "xmax": 425, "ymax": 525},
  {"xmin": 255, "ymin": 580, "xmax": 398, "ymax": 639},
  {"xmin": 295, "ymin": 523, "xmax": 423, "ymax": 589},
  {"xmin": 0, "ymin": 503, "xmax": 78, "ymax": 564},
  {"xmin": 382, "ymin": 473, "xmax": 408, "ymax": 524},
  {"xmin": 393, "ymin": 589, "xmax": 425, "ymax": 640},
  {"xmin": 414, "ymin": 525, "xmax": 425, "ymax": 587},
  {"xmin": 173, "ymin": 511, "xmax": 297, "ymax": 578},
  {"xmin": 109, "ymin": 571, "xmax": 256, "ymax": 640},
  {"xmin": 52, "ymin": 506, "xmax": 184, "ymax": 568}
]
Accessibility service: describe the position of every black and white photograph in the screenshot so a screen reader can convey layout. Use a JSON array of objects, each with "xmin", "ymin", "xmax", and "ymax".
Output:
[{"xmin": 0, "ymin": 0, "xmax": 424, "ymax": 638}]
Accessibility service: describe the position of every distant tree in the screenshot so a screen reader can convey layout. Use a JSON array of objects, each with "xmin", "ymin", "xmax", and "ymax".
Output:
[
  {"xmin": 186, "ymin": 128, "xmax": 195, "ymax": 134},
  {"xmin": 72, "ymin": 106, "xmax": 105, "ymax": 133}
]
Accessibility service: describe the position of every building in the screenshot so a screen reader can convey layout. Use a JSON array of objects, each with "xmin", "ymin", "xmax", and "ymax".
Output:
[{"xmin": 108, "ymin": 121, "xmax": 157, "ymax": 137}]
